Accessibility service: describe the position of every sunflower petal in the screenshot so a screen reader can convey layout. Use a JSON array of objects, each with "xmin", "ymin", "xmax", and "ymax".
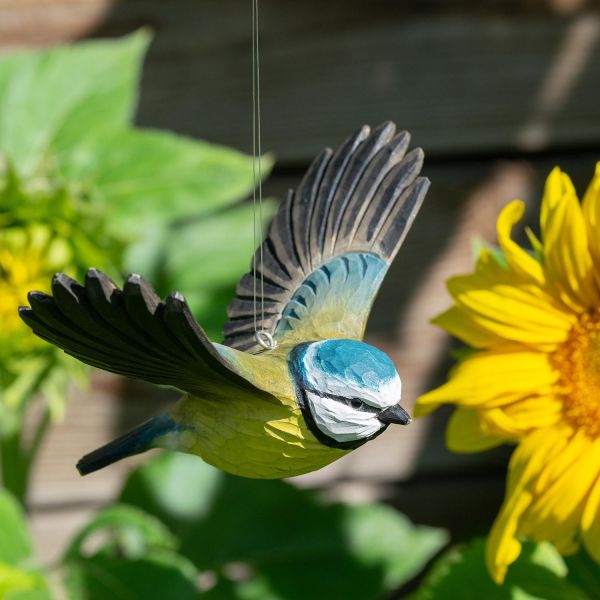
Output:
[
  {"xmin": 416, "ymin": 350, "xmax": 558, "ymax": 413},
  {"xmin": 482, "ymin": 395, "xmax": 563, "ymax": 436},
  {"xmin": 523, "ymin": 434, "xmax": 600, "ymax": 554},
  {"xmin": 497, "ymin": 200, "xmax": 545, "ymax": 284},
  {"xmin": 431, "ymin": 306, "xmax": 505, "ymax": 350},
  {"xmin": 487, "ymin": 489, "xmax": 532, "ymax": 584},
  {"xmin": 582, "ymin": 461, "xmax": 600, "ymax": 563},
  {"xmin": 447, "ymin": 269, "xmax": 573, "ymax": 348},
  {"xmin": 541, "ymin": 169, "xmax": 598, "ymax": 311},
  {"xmin": 582, "ymin": 162, "xmax": 600, "ymax": 278},
  {"xmin": 486, "ymin": 427, "xmax": 571, "ymax": 583},
  {"xmin": 446, "ymin": 407, "xmax": 506, "ymax": 453},
  {"xmin": 540, "ymin": 167, "xmax": 577, "ymax": 231}
]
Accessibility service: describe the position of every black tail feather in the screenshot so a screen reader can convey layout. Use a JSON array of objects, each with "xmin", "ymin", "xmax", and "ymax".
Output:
[{"xmin": 77, "ymin": 413, "xmax": 179, "ymax": 476}]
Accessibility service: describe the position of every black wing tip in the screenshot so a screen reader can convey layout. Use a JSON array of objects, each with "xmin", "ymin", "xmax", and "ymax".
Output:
[
  {"xmin": 171, "ymin": 290, "xmax": 186, "ymax": 302},
  {"xmin": 356, "ymin": 123, "xmax": 372, "ymax": 137},
  {"xmin": 126, "ymin": 272, "xmax": 143, "ymax": 284},
  {"xmin": 412, "ymin": 146, "xmax": 425, "ymax": 160},
  {"xmin": 165, "ymin": 291, "xmax": 187, "ymax": 310},
  {"xmin": 415, "ymin": 175, "xmax": 431, "ymax": 194},
  {"xmin": 26, "ymin": 290, "xmax": 52, "ymax": 304},
  {"xmin": 52, "ymin": 272, "xmax": 76, "ymax": 286},
  {"xmin": 85, "ymin": 268, "xmax": 118, "ymax": 298},
  {"xmin": 18, "ymin": 305, "xmax": 33, "ymax": 321},
  {"xmin": 124, "ymin": 273, "xmax": 147, "ymax": 292},
  {"xmin": 86, "ymin": 267, "xmax": 107, "ymax": 282},
  {"xmin": 373, "ymin": 120, "xmax": 396, "ymax": 136}
]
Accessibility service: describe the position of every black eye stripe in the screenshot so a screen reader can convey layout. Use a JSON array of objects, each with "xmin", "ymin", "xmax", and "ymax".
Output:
[{"xmin": 314, "ymin": 392, "xmax": 379, "ymax": 414}]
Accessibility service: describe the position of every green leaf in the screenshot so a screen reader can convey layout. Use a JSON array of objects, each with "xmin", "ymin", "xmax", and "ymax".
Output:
[
  {"xmin": 61, "ymin": 128, "xmax": 270, "ymax": 237},
  {"xmin": 120, "ymin": 452, "xmax": 222, "ymax": 525},
  {"xmin": 2, "ymin": 355, "xmax": 51, "ymax": 412},
  {"xmin": 64, "ymin": 504, "xmax": 177, "ymax": 562},
  {"xmin": 6, "ymin": 568, "xmax": 53, "ymax": 600},
  {"xmin": 154, "ymin": 201, "xmax": 276, "ymax": 339},
  {"xmin": 472, "ymin": 237, "xmax": 508, "ymax": 269},
  {"xmin": 63, "ymin": 549, "xmax": 198, "ymax": 600},
  {"xmin": 0, "ymin": 562, "xmax": 42, "ymax": 598},
  {"xmin": 62, "ymin": 504, "xmax": 198, "ymax": 599},
  {"xmin": 0, "ymin": 31, "xmax": 150, "ymax": 176},
  {"xmin": 120, "ymin": 452, "xmax": 447, "ymax": 600},
  {"xmin": 525, "ymin": 226, "xmax": 544, "ymax": 263},
  {"xmin": 0, "ymin": 490, "xmax": 33, "ymax": 565},
  {"xmin": 164, "ymin": 201, "xmax": 275, "ymax": 291},
  {"xmin": 565, "ymin": 549, "xmax": 600, "ymax": 598},
  {"xmin": 201, "ymin": 575, "xmax": 279, "ymax": 600},
  {"xmin": 411, "ymin": 538, "xmax": 590, "ymax": 600},
  {"xmin": 0, "ymin": 496, "xmax": 50, "ymax": 598},
  {"xmin": 342, "ymin": 504, "xmax": 448, "ymax": 589}
]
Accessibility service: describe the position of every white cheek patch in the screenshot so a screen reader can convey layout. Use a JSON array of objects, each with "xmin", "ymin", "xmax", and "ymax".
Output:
[
  {"xmin": 306, "ymin": 391, "xmax": 384, "ymax": 443},
  {"xmin": 376, "ymin": 376, "xmax": 402, "ymax": 409}
]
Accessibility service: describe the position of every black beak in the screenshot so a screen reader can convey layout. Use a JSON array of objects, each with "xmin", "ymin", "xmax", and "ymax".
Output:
[{"xmin": 378, "ymin": 403, "xmax": 412, "ymax": 425}]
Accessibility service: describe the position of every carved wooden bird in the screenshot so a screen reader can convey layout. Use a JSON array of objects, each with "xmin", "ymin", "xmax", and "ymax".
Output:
[{"xmin": 19, "ymin": 122, "xmax": 429, "ymax": 478}]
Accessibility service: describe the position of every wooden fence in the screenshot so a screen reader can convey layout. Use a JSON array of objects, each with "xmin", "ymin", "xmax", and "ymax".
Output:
[{"xmin": 2, "ymin": 0, "xmax": 600, "ymax": 564}]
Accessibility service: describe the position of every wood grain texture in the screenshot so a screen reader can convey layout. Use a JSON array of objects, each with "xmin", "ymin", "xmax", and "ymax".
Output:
[
  {"xmin": 132, "ymin": 8, "xmax": 600, "ymax": 163},
  {"xmin": 1, "ymin": 2, "xmax": 599, "ymax": 163}
]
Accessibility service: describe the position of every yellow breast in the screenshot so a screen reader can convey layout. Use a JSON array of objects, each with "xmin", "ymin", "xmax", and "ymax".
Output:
[{"xmin": 170, "ymin": 346, "xmax": 347, "ymax": 479}]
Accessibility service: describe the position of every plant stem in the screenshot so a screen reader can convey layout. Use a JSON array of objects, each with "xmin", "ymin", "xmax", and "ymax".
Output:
[
  {"xmin": 1, "ymin": 405, "xmax": 51, "ymax": 508},
  {"xmin": 0, "ymin": 428, "xmax": 28, "ymax": 505}
]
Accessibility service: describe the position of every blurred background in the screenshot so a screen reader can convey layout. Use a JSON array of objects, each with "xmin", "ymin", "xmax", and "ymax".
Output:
[{"xmin": 2, "ymin": 0, "xmax": 600, "ymax": 597}]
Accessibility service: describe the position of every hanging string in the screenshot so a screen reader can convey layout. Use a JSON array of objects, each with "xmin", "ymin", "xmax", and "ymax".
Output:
[{"xmin": 251, "ymin": 0, "xmax": 276, "ymax": 351}]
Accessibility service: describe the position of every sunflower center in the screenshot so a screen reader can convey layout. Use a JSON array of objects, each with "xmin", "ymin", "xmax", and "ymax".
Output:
[{"xmin": 552, "ymin": 310, "xmax": 600, "ymax": 438}]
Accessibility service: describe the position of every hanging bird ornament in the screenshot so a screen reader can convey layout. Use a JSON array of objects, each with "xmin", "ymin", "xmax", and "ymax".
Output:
[{"xmin": 19, "ymin": 122, "xmax": 429, "ymax": 478}]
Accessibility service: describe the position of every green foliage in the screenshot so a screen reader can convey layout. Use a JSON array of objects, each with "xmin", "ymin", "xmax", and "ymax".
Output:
[
  {"xmin": 59, "ymin": 126, "xmax": 274, "ymax": 339},
  {"xmin": 61, "ymin": 505, "xmax": 198, "ymax": 600},
  {"xmin": 0, "ymin": 31, "xmax": 268, "ymax": 501},
  {"xmin": 0, "ymin": 31, "xmax": 148, "ymax": 177},
  {"xmin": 0, "ymin": 490, "xmax": 33, "ymax": 565},
  {"xmin": 564, "ymin": 549, "xmax": 600, "ymax": 597},
  {"xmin": 120, "ymin": 452, "xmax": 448, "ymax": 599},
  {"xmin": 410, "ymin": 538, "xmax": 595, "ymax": 600},
  {"xmin": 0, "ymin": 490, "xmax": 51, "ymax": 599},
  {"xmin": 61, "ymin": 128, "xmax": 270, "ymax": 234},
  {"xmin": 471, "ymin": 237, "xmax": 508, "ymax": 269}
]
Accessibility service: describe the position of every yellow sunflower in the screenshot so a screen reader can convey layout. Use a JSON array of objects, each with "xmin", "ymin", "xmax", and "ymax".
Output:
[
  {"xmin": 0, "ymin": 225, "xmax": 69, "ymax": 350},
  {"xmin": 415, "ymin": 165, "xmax": 600, "ymax": 584}
]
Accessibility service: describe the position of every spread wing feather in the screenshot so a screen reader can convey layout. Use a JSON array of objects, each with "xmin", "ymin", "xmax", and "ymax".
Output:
[
  {"xmin": 20, "ymin": 270, "xmax": 261, "ymax": 396},
  {"xmin": 223, "ymin": 122, "xmax": 429, "ymax": 351}
]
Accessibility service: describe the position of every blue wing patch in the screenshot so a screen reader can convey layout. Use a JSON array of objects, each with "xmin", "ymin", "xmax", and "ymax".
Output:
[{"xmin": 274, "ymin": 252, "xmax": 387, "ymax": 342}]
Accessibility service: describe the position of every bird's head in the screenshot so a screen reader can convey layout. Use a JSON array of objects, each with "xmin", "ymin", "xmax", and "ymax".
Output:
[{"xmin": 290, "ymin": 339, "xmax": 411, "ymax": 449}]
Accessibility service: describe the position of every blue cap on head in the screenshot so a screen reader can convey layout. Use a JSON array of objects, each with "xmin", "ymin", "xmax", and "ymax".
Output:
[
  {"xmin": 313, "ymin": 339, "xmax": 397, "ymax": 386},
  {"xmin": 295, "ymin": 338, "xmax": 399, "ymax": 397}
]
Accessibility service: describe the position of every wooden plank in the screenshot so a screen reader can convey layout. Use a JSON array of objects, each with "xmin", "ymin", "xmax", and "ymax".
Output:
[
  {"xmin": 131, "ymin": 8, "xmax": 600, "ymax": 163},
  {"xmin": 0, "ymin": 2, "xmax": 599, "ymax": 163}
]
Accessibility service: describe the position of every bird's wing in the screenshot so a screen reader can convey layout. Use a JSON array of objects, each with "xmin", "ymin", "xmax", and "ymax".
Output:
[
  {"xmin": 223, "ymin": 122, "xmax": 430, "ymax": 351},
  {"xmin": 20, "ymin": 270, "xmax": 266, "ymax": 397}
]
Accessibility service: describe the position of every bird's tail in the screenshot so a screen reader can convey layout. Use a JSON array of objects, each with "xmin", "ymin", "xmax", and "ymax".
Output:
[{"xmin": 77, "ymin": 413, "xmax": 181, "ymax": 476}]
